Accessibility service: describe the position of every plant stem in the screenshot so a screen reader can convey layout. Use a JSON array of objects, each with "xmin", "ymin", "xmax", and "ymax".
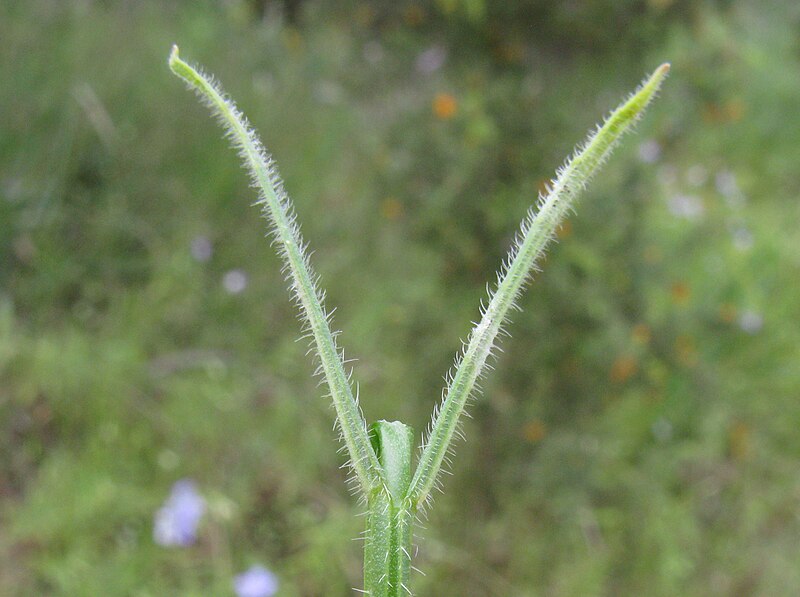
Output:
[
  {"xmin": 168, "ymin": 46, "xmax": 384, "ymax": 495},
  {"xmin": 409, "ymin": 63, "xmax": 670, "ymax": 510},
  {"xmin": 365, "ymin": 421, "xmax": 415, "ymax": 596},
  {"xmin": 169, "ymin": 45, "xmax": 669, "ymax": 595}
]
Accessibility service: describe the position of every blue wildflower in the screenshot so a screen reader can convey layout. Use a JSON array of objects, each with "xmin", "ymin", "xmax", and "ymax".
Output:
[
  {"xmin": 234, "ymin": 565, "xmax": 279, "ymax": 597},
  {"xmin": 153, "ymin": 479, "xmax": 206, "ymax": 547}
]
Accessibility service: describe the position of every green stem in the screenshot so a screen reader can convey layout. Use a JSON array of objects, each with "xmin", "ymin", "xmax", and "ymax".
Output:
[
  {"xmin": 409, "ymin": 63, "xmax": 670, "ymax": 509},
  {"xmin": 169, "ymin": 45, "xmax": 669, "ymax": 594},
  {"xmin": 365, "ymin": 421, "xmax": 415, "ymax": 596},
  {"xmin": 168, "ymin": 46, "xmax": 383, "ymax": 495}
]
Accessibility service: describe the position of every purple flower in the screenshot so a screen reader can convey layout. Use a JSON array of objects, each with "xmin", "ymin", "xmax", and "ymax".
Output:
[
  {"xmin": 153, "ymin": 479, "xmax": 206, "ymax": 547},
  {"xmin": 190, "ymin": 235, "xmax": 213, "ymax": 262},
  {"xmin": 234, "ymin": 565, "xmax": 279, "ymax": 597},
  {"xmin": 415, "ymin": 45, "xmax": 447, "ymax": 75},
  {"xmin": 667, "ymin": 194, "xmax": 704, "ymax": 221}
]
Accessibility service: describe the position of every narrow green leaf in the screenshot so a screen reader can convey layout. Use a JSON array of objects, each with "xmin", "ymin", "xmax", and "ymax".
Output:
[
  {"xmin": 168, "ymin": 45, "xmax": 383, "ymax": 494},
  {"xmin": 409, "ymin": 64, "xmax": 670, "ymax": 509}
]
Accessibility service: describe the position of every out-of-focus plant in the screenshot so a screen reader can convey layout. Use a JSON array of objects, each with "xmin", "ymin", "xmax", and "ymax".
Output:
[
  {"xmin": 436, "ymin": 0, "xmax": 486, "ymax": 23},
  {"xmin": 168, "ymin": 45, "xmax": 668, "ymax": 596}
]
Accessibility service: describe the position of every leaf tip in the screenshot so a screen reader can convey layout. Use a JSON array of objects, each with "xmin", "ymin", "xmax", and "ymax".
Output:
[{"xmin": 168, "ymin": 45, "xmax": 194, "ymax": 83}]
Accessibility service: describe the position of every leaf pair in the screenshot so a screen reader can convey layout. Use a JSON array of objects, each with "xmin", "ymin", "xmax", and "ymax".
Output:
[{"xmin": 169, "ymin": 45, "xmax": 668, "ymax": 596}]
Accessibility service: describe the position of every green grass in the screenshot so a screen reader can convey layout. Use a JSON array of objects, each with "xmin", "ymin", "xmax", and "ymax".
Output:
[{"xmin": 2, "ymin": 1, "xmax": 800, "ymax": 595}]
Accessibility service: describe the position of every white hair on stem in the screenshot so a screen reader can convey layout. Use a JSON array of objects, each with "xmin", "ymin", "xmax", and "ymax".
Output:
[
  {"xmin": 408, "ymin": 63, "xmax": 670, "ymax": 511},
  {"xmin": 170, "ymin": 45, "xmax": 668, "ymax": 595},
  {"xmin": 168, "ymin": 45, "xmax": 386, "ymax": 497}
]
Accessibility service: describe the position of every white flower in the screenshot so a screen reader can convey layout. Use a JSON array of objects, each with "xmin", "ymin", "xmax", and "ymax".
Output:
[
  {"xmin": 637, "ymin": 139, "xmax": 661, "ymax": 163},
  {"xmin": 667, "ymin": 194, "xmax": 704, "ymax": 221},
  {"xmin": 739, "ymin": 310, "xmax": 763, "ymax": 334},
  {"xmin": 223, "ymin": 269, "xmax": 248, "ymax": 294}
]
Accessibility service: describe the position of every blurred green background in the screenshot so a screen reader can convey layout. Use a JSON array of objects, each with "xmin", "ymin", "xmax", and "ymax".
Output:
[{"xmin": 2, "ymin": 0, "xmax": 800, "ymax": 595}]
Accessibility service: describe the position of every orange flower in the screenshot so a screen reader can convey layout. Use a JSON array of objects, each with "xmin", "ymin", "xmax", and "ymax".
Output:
[
  {"xmin": 522, "ymin": 418, "xmax": 547, "ymax": 443},
  {"xmin": 725, "ymin": 98, "xmax": 745, "ymax": 122},
  {"xmin": 702, "ymin": 98, "xmax": 746, "ymax": 124},
  {"xmin": 433, "ymin": 93, "xmax": 457, "ymax": 119},
  {"xmin": 404, "ymin": 5, "xmax": 426, "ymax": 26},
  {"xmin": 610, "ymin": 356, "xmax": 638, "ymax": 383},
  {"xmin": 670, "ymin": 281, "xmax": 691, "ymax": 305}
]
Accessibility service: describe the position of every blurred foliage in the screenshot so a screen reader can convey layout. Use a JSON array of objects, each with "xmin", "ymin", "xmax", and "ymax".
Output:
[{"xmin": 2, "ymin": 0, "xmax": 800, "ymax": 595}]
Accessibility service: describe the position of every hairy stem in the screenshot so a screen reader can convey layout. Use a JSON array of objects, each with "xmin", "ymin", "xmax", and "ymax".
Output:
[
  {"xmin": 169, "ymin": 45, "xmax": 669, "ymax": 595},
  {"xmin": 365, "ymin": 421, "xmax": 415, "ymax": 597},
  {"xmin": 409, "ymin": 64, "xmax": 670, "ymax": 509},
  {"xmin": 168, "ymin": 46, "xmax": 383, "ymax": 495}
]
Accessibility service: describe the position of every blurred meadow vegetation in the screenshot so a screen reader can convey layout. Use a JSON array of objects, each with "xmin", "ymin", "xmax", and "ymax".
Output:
[{"xmin": 2, "ymin": 0, "xmax": 800, "ymax": 595}]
